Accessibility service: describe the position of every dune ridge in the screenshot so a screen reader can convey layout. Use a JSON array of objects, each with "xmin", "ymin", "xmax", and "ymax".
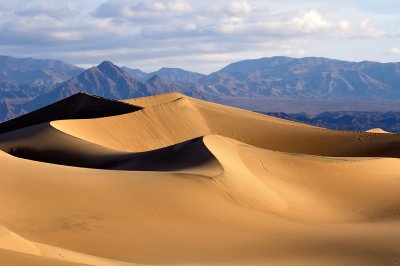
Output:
[
  {"xmin": 366, "ymin": 127, "xmax": 391, "ymax": 134},
  {"xmin": 0, "ymin": 92, "xmax": 141, "ymax": 135},
  {"xmin": 0, "ymin": 92, "xmax": 399, "ymax": 265},
  {"xmin": 53, "ymin": 93, "xmax": 400, "ymax": 157}
]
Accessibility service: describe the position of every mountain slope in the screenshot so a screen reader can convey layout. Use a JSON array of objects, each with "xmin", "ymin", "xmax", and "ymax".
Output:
[
  {"xmin": 22, "ymin": 61, "xmax": 154, "ymax": 112},
  {"xmin": 4, "ymin": 55, "xmax": 400, "ymax": 125},
  {"xmin": 0, "ymin": 101, "xmax": 15, "ymax": 122},
  {"xmin": 121, "ymin": 66, "xmax": 149, "ymax": 81},
  {"xmin": 0, "ymin": 55, "xmax": 83, "ymax": 85},
  {"xmin": 266, "ymin": 111, "xmax": 400, "ymax": 133},
  {"xmin": 23, "ymin": 62, "xmax": 212, "ymax": 113},
  {"xmin": 122, "ymin": 66, "xmax": 206, "ymax": 82},
  {"xmin": 150, "ymin": 67, "xmax": 206, "ymax": 82},
  {"xmin": 202, "ymin": 56, "xmax": 400, "ymax": 99}
]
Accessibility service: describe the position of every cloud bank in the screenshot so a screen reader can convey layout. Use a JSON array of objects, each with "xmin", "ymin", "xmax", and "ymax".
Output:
[{"xmin": 0, "ymin": 0, "xmax": 398, "ymax": 72}]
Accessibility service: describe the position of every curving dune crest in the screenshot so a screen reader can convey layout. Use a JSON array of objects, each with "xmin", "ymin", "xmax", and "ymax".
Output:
[
  {"xmin": 0, "ymin": 92, "xmax": 399, "ymax": 265},
  {"xmin": 366, "ymin": 128, "xmax": 392, "ymax": 134}
]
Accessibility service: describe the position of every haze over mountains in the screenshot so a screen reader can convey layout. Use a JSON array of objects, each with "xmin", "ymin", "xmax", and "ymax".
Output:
[{"xmin": 1, "ymin": 54, "xmax": 400, "ymax": 123}]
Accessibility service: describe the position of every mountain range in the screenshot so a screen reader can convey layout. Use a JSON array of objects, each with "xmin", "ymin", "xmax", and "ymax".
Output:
[
  {"xmin": 202, "ymin": 56, "xmax": 400, "ymax": 99},
  {"xmin": 266, "ymin": 111, "xmax": 400, "ymax": 133},
  {"xmin": 1, "ymin": 54, "xmax": 400, "ymax": 122},
  {"xmin": 122, "ymin": 66, "xmax": 206, "ymax": 83},
  {"xmin": 24, "ymin": 61, "xmax": 212, "ymax": 113},
  {"xmin": 0, "ymin": 55, "xmax": 83, "ymax": 86}
]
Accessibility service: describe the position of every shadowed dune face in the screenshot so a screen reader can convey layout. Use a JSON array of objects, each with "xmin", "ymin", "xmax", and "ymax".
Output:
[
  {"xmin": 0, "ymin": 93, "xmax": 142, "ymax": 135},
  {"xmin": 0, "ymin": 92, "xmax": 400, "ymax": 266},
  {"xmin": 0, "ymin": 123, "xmax": 221, "ymax": 175},
  {"xmin": 53, "ymin": 93, "xmax": 400, "ymax": 157}
]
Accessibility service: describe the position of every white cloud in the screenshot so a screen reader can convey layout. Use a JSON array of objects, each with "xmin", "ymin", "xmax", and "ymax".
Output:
[
  {"xmin": 292, "ymin": 10, "xmax": 330, "ymax": 32},
  {"xmin": 0, "ymin": 0, "xmax": 397, "ymax": 72},
  {"xmin": 227, "ymin": 1, "xmax": 251, "ymax": 15},
  {"xmin": 284, "ymin": 49, "xmax": 307, "ymax": 56},
  {"xmin": 167, "ymin": 0, "xmax": 191, "ymax": 12},
  {"xmin": 147, "ymin": 2, "xmax": 167, "ymax": 11},
  {"xmin": 120, "ymin": 5, "xmax": 135, "ymax": 18},
  {"xmin": 338, "ymin": 20, "xmax": 350, "ymax": 30},
  {"xmin": 390, "ymin": 48, "xmax": 400, "ymax": 54},
  {"xmin": 218, "ymin": 16, "xmax": 244, "ymax": 33},
  {"xmin": 358, "ymin": 19, "xmax": 384, "ymax": 37},
  {"xmin": 95, "ymin": 0, "xmax": 191, "ymax": 18},
  {"xmin": 49, "ymin": 31, "xmax": 83, "ymax": 41}
]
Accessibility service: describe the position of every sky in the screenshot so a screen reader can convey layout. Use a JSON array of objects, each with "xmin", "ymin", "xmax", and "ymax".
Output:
[{"xmin": 0, "ymin": 0, "xmax": 399, "ymax": 73}]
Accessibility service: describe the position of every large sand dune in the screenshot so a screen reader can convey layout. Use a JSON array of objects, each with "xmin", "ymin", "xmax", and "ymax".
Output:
[{"xmin": 0, "ymin": 92, "xmax": 399, "ymax": 265}]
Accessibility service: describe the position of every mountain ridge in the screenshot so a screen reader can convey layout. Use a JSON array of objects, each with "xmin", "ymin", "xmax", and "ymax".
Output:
[
  {"xmin": 2, "ymin": 55, "xmax": 400, "ymax": 123},
  {"xmin": 265, "ymin": 110, "xmax": 400, "ymax": 133},
  {"xmin": 201, "ymin": 56, "xmax": 400, "ymax": 99},
  {"xmin": 0, "ymin": 55, "xmax": 83, "ymax": 85}
]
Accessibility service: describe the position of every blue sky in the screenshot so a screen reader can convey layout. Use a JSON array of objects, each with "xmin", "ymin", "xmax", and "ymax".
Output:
[{"xmin": 0, "ymin": 0, "xmax": 399, "ymax": 73}]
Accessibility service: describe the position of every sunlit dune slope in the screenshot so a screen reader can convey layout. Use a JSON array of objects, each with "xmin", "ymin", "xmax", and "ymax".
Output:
[
  {"xmin": 0, "ymin": 135, "xmax": 399, "ymax": 265},
  {"xmin": 122, "ymin": 92, "xmax": 184, "ymax": 108},
  {"xmin": 53, "ymin": 93, "xmax": 400, "ymax": 157},
  {"xmin": 0, "ymin": 92, "xmax": 399, "ymax": 265},
  {"xmin": 366, "ymin": 128, "xmax": 391, "ymax": 134}
]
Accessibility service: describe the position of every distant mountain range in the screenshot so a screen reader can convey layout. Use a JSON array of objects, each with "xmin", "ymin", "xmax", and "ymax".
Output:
[
  {"xmin": 24, "ymin": 61, "xmax": 212, "ymax": 113},
  {"xmin": 202, "ymin": 57, "xmax": 400, "ymax": 99},
  {"xmin": 1, "ymin": 54, "xmax": 400, "ymax": 123},
  {"xmin": 0, "ymin": 55, "xmax": 83, "ymax": 85},
  {"xmin": 122, "ymin": 66, "xmax": 206, "ymax": 83},
  {"xmin": 266, "ymin": 111, "xmax": 400, "ymax": 133},
  {"xmin": 0, "ymin": 55, "xmax": 84, "ymax": 110}
]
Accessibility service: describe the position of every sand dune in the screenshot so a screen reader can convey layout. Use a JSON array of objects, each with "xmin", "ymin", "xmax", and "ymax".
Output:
[
  {"xmin": 366, "ymin": 128, "xmax": 391, "ymax": 134},
  {"xmin": 0, "ymin": 93, "xmax": 141, "ymax": 135},
  {"xmin": 0, "ymin": 92, "xmax": 399, "ymax": 265},
  {"xmin": 53, "ymin": 93, "xmax": 400, "ymax": 157}
]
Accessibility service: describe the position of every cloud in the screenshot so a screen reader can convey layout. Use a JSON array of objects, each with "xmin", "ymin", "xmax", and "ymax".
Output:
[
  {"xmin": 49, "ymin": 31, "xmax": 83, "ymax": 41},
  {"xmin": 227, "ymin": 1, "xmax": 251, "ymax": 15},
  {"xmin": 218, "ymin": 17, "xmax": 244, "ymax": 33},
  {"xmin": 338, "ymin": 20, "xmax": 350, "ymax": 30},
  {"xmin": 94, "ymin": 0, "xmax": 191, "ymax": 18},
  {"xmin": 0, "ymin": 0, "xmax": 397, "ymax": 72},
  {"xmin": 94, "ymin": 0, "xmax": 134, "ymax": 18},
  {"xmin": 358, "ymin": 19, "xmax": 385, "ymax": 38},
  {"xmin": 166, "ymin": 0, "xmax": 191, "ymax": 12},
  {"xmin": 14, "ymin": 3, "xmax": 73, "ymax": 18},
  {"xmin": 390, "ymin": 48, "xmax": 400, "ymax": 54},
  {"xmin": 291, "ymin": 10, "xmax": 330, "ymax": 33}
]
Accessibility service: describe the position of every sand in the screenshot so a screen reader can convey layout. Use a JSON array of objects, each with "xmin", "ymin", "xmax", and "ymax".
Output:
[
  {"xmin": 366, "ymin": 128, "xmax": 391, "ymax": 134},
  {"xmin": 0, "ymin": 92, "xmax": 399, "ymax": 265}
]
